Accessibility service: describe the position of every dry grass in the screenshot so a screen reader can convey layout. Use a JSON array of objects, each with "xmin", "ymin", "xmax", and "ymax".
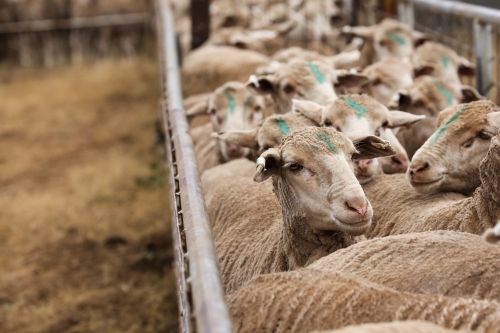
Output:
[{"xmin": 0, "ymin": 58, "xmax": 178, "ymax": 332}]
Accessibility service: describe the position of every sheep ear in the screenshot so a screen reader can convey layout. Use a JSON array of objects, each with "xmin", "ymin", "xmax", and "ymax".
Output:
[
  {"xmin": 458, "ymin": 56, "xmax": 475, "ymax": 76},
  {"xmin": 412, "ymin": 31, "xmax": 434, "ymax": 47},
  {"xmin": 247, "ymin": 30, "xmax": 278, "ymax": 41},
  {"xmin": 211, "ymin": 129, "xmax": 258, "ymax": 149},
  {"xmin": 487, "ymin": 112, "xmax": 500, "ymax": 130},
  {"xmin": 335, "ymin": 71, "xmax": 370, "ymax": 88},
  {"xmin": 254, "ymin": 148, "xmax": 281, "ymax": 183},
  {"xmin": 414, "ymin": 64, "xmax": 435, "ymax": 77},
  {"xmin": 461, "ymin": 85, "xmax": 484, "ymax": 103},
  {"xmin": 352, "ymin": 135, "xmax": 396, "ymax": 160},
  {"xmin": 255, "ymin": 61, "xmax": 282, "ymax": 75},
  {"xmin": 330, "ymin": 50, "xmax": 361, "ymax": 69},
  {"xmin": 246, "ymin": 74, "xmax": 277, "ymax": 95},
  {"xmin": 186, "ymin": 100, "xmax": 209, "ymax": 118},
  {"xmin": 387, "ymin": 111, "xmax": 425, "ymax": 128},
  {"xmin": 341, "ymin": 25, "xmax": 374, "ymax": 40},
  {"xmin": 292, "ymin": 99, "xmax": 324, "ymax": 125}
]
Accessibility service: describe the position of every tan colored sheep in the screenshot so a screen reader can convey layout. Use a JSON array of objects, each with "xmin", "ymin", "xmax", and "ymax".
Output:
[
  {"xmin": 186, "ymin": 82, "xmax": 265, "ymax": 173},
  {"xmin": 292, "ymin": 95, "xmax": 424, "ymax": 183},
  {"xmin": 270, "ymin": 46, "xmax": 362, "ymax": 70},
  {"xmin": 395, "ymin": 75, "xmax": 483, "ymax": 158},
  {"xmin": 365, "ymin": 128, "xmax": 500, "ymax": 238},
  {"xmin": 228, "ymin": 269, "xmax": 500, "ymax": 333},
  {"xmin": 248, "ymin": 59, "xmax": 369, "ymax": 113},
  {"xmin": 208, "ymin": 127, "xmax": 395, "ymax": 293},
  {"xmin": 310, "ymin": 230, "xmax": 500, "ymax": 301},
  {"xmin": 483, "ymin": 222, "xmax": 500, "ymax": 244},
  {"xmin": 412, "ymin": 41, "xmax": 475, "ymax": 86},
  {"xmin": 342, "ymin": 18, "xmax": 432, "ymax": 67},
  {"xmin": 181, "ymin": 45, "xmax": 270, "ymax": 97}
]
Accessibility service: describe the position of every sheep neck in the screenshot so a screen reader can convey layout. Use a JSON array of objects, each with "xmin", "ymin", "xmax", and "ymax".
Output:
[
  {"xmin": 474, "ymin": 137, "xmax": 500, "ymax": 229},
  {"xmin": 272, "ymin": 176, "xmax": 359, "ymax": 270}
]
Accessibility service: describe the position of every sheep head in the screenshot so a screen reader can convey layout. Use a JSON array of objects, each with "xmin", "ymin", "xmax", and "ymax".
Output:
[
  {"xmin": 186, "ymin": 81, "xmax": 265, "ymax": 161},
  {"xmin": 247, "ymin": 59, "xmax": 369, "ymax": 113},
  {"xmin": 293, "ymin": 95, "xmax": 424, "ymax": 183},
  {"xmin": 408, "ymin": 100, "xmax": 500, "ymax": 195},
  {"xmin": 253, "ymin": 127, "xmax": 395, "ymax": 235}
]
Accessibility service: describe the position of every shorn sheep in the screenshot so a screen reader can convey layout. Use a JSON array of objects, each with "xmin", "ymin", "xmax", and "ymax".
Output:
[
  {"xmin": 365, "ymin": 116, "xmax": 500, "ymax": 238},
  {"xmin": 208, "ymin": 127, "xmax": 395, "ymax": 293},
  {"xmin": 186, "ymin": 81, "xmax": 265, "ymax": 173},
  {"xmin": 309, "ymin": 230, "xmax": 500, "ymax": 301},
  {"xmin": 228, "ymin": 269, "xmax": 500, "ymax": 333}
]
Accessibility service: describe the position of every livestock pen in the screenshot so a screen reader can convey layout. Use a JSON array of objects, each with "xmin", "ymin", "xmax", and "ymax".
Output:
[{"xmin": 159, "ymin": 0, "xmax": 500, "ymax": 332}]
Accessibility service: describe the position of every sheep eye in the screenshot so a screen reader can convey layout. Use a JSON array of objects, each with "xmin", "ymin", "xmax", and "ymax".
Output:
[
  {"xmin": 209, "ymin": 108, "xmax": 216, "ymax": 114},
  {"xmin": 255, "ymin": 105, "xmax": 262, "ymax": 112},
  {"xmin": 324, "ymin": 119, "xmax": 333, "ymax": 127},
  {"xmin": 478, "ymin": 131, "xmax": 493, "ymax": 140},
  {"xmin": 379, "ymin": 40, "xmax": 388, "ymax": 47},
  {"xmin": 382, "ymin": 121, "xmax": 389, "ymax": 127},
  {"xmin": 373, "ymin": 78, "xmax": 382, "ymax": 86},
  {"xmin": 283, "ymin": 85, "xmax": 294, "ymax": 93},
  {"xmin": 413, "ymin": 100, "xmax": 424, "ymax": 108},
  {"xmin": 287, "ymin": 163, "xmax": 304, "ymax": 172},
  {"xmin": 462, "ymin": 138, "xmax": 474, "ymax": 148},
  {"xmin": 335, "ymin": 126, "xmax": 342, "ymax": 132}
]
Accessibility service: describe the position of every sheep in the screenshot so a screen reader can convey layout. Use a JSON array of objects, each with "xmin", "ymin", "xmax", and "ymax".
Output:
[
  {"xmin": 395, "ymin": 75, "xmax": 484, "ymax": 158},
  {"xmin": 291, "ymin": 95, "xmax": 424, "ymax": 183},
  {"xmin": 181, "ymin": 45, "xmax": 270, "ymax": 97},
  {"xmin": 186, "ymin": 82, "xmax": 265, "ymax": 173},
  {"xmin": 248, "ymin": 59, "xmax": 369, "ymax": 113},
  {"xmin": 364, "ymin": 121, "xmax": 500, "ymax": 238},
  {"xmin": 354, "ymin": 57, "xmax": 415, "ymax": 107},
  {"xmin": 208, "ymin": 127, "xmax": 396, "ymax": 293},
  {"xmin": 205, "ymin": 20, "xmax": 298, "ymax": 55},
  {"xmin": 342, "ymin": 18, "xmax": 432, "ymax": 67},
  {"xmin": 309, "ymin": 230, "xmax": 500, "ymax": 301},
  {"xmin": 412, "ymin": 41, "xmax": 475, "ymax": 86},
  {"xmin": 269, "ymin": 46, "xmax": 362, "ymax": 70},
  {"xmin": 408, "ymin": 101, "xmax": 500, "ymax": 195},
  {"xmin": 308, "ymin": 322, "xmax": 461, "ymax": 333},
  {"xmin": 227, "ymin": 269, "xmax": 500, "ymax": 333}
]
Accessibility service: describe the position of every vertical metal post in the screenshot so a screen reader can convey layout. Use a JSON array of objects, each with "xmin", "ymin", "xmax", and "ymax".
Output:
[
  {"xmin": 191, "ymin": 0, "xmax": 210, "ymax": 50},
  {"xmin": 473, "ymin": 19, "xmax": 493, "ymax": 96},
  {"xmin": 365, "ymin": 0, "xmax": 377, "ymax": 26},
  {"xmin": 343, "ymin": 0, "xmax": 353, "ymax": 24},
  {"xmin": 398, "ymin": 0, "xmax": 414, "ymax": 27},
  {"xmin": 351, "ymin": 0, "xmax": 361, "ymax": 26}
]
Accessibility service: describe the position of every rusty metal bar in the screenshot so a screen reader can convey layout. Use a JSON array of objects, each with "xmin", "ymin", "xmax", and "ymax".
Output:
[
  {"xmin": 191, "ymin": 0, "xmax": 210, "ymax": 49},
  {"xmin": 156, "ymin": 1, "xmax": 232, "ymax": 333},
  {"xmin": 0, "ymin": 13, "xmax": 148, "ymax": 34}
]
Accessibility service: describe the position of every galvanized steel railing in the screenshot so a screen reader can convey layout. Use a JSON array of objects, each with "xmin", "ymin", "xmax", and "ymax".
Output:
[
  {"xmin": 355, "ymin": 0, "xmax": 500, "ymax": 103},
  {"xmin": 156, "ymin": 1, "xmax": 232, "ymax": 332}
]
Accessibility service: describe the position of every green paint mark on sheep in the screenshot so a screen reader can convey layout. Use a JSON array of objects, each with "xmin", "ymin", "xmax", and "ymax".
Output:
[
  {"xmin": 441, "ymin": 54, "xmax": 449, "ymax": 68},
  {"xmin": 342, "ymin": 96, "xmax": 367, "ymax": 119},
  {"xmin": 386, "ymin": 31, "xmax": 406, "ymax": 45},
  {"xmin": 224, "ymin": 89, "xmax": 236, "ymax": 114},
  {"xmin": 317, "ymin": 133, "xmax": 338, "ymax": 153},
  {"xmin": 434, "ymin": 82, "xmax": 454, "ymax": 105},
  {"xmin": 275, "ymin": 117, "xmax": 290, "ymax": 135},
  {"xmin": 243, "ymin": 95, "xmax": 254, "ymax": 119},
  {"xmin": 428, "ymin": 104, "xmax": 469, "ymax": 145},
  {"xmin": 308, "ymin": 62, "xmax": 325, "ymax": 84}
]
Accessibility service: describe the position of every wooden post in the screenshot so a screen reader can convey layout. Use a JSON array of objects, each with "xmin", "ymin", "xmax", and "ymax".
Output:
[{"xmin": 191, "ymin": 0, "xmax": 210, "ymax": 50}]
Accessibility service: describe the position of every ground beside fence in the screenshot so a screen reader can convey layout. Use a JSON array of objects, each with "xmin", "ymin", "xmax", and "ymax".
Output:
[{"xmin": 0, "ymin": 58, "xmax": 178, "ymax": 332}]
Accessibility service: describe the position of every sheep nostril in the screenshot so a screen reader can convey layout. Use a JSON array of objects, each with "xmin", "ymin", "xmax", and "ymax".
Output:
[
  {"xmin": 409, "ymin": 161, "xmax": 429, "ymax": 175},
  {"xmin": 345, "ymin": 200, "xmax": 368, "ymax": 216}
]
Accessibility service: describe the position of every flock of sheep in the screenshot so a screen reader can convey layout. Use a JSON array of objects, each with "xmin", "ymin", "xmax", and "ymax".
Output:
[{"xmin": 172, "ymin": 0, "xmax": 500, "ymax": 332}]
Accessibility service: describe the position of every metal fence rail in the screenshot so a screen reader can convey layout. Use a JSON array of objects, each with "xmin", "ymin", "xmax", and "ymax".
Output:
[
  {"xmin": 156, "ymin": 1, "xmax": 232, "ymax": 333},
  {"xmin": 356, "ymin": 0, "xmax": 500, "ymax": 103}
]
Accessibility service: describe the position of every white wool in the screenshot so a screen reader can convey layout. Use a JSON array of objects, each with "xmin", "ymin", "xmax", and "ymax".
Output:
[
  {"xmin": 257, "ymin": 156, "xmax": 266, "ymax": 166},
  {"xmin": 494, "ymin": 222, "xmax": 500, "ymax": 236},
  {"xmin": 249, "ymin": 74, "xmax": 260, "ymax": 87}
]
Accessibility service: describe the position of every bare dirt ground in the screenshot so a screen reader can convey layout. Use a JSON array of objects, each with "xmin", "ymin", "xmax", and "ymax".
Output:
[{"xmin": 0, "ymin": 58, "xmax": 178, "ymax": 332}]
